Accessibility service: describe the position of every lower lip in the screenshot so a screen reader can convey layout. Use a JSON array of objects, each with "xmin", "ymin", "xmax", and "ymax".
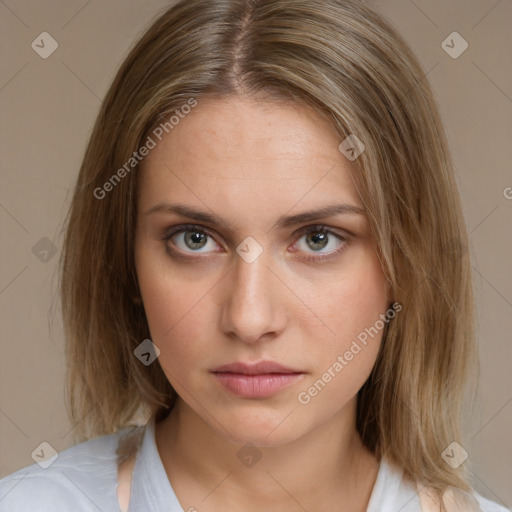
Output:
[{"xmin": 212, "ymin": 372, "xmax": 304, "ymax": 398}]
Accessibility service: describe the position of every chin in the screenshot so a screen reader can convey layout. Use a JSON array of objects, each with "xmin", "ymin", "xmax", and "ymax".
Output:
[{"xmin": 212, "ymin": 406, "xmax": 304, "ymax": 448}]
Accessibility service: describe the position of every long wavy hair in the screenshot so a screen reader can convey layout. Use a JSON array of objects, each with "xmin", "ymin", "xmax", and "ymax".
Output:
[{"xmin": 60, "ymin": 0, "xmax": 477, "ymax": 500}]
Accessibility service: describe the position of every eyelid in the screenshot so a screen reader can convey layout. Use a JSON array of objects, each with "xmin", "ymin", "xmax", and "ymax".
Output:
[
  {"xmin": 294, "ymin": 224, "xmax": 348, "ymax": 240},
  {"xmin": 288, "ymin": 224, "xmax": 348, "ymax": 261},
  {"xmin": 163, "ymin": 223, "xmax": 349, "ymax": 241},
  {"xmin": 162, "ymin": 223, "xmax": 220, "ymax": 244},
  {"xmin": 162, "ymin": 223, "xmax": 349, "ymax": 258}
]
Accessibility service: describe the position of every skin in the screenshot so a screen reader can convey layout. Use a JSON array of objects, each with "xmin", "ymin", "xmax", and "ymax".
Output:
[{"xmin": 134, "ymin": 95, "xmax": 392, "ymax": 512}]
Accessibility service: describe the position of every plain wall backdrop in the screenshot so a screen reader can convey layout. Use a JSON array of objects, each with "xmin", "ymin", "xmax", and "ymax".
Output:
[{"xmin": 0, "ymin": 0, "xmax": 511, "ymax": 507}]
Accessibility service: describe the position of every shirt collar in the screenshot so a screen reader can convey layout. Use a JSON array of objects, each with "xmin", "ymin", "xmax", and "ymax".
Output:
[
  {"xmin": 128, "ymin": 416, "xmax": 184, "ymax": 512},
  {"xmin": 127, "ymin": 416, "xmax": 411, "ymax": 512}
]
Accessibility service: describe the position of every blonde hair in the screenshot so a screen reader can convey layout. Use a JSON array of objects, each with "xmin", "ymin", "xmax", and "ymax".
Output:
[{"xmin": 60, "ymin": 0, "xmax": 478, "ymax": 500}]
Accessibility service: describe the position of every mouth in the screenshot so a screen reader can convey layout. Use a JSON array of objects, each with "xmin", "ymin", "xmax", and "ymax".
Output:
[
  {"xmin": 211, "ymin": 360, "xmax": 303, "ymax": 375},
  {"xmin": 210, "ymin": 360, "xmax": 305, "ymax": 398}
]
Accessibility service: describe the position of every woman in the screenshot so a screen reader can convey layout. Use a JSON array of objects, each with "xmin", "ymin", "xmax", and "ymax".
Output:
[{"xmin": 0, "ymin": 0, "xmax": 508, "ymax": 511}]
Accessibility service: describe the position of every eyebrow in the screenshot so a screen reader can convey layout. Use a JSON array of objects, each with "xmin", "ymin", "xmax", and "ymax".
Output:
[{"xmin": 144, "ymin": 201, "xmax": 366, "ymax": 231}]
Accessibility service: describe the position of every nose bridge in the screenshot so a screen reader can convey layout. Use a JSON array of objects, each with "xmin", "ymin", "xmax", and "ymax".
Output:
[{"xmin": 220, "ymin": 244, "xmax": 284, "ymax": 343}]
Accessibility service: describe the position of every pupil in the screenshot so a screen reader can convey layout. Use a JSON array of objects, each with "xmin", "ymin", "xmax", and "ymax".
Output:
[
  {"xmin": 185, "ymin": 231, "xmax": 207, "ymax": 249},
  {"xmin": 182, "ymin": 230, "xmax": 329, "ymax": 251},
  {"xmin": 308, "ymin": 231, "xmax": 328, "ymax": 251}
]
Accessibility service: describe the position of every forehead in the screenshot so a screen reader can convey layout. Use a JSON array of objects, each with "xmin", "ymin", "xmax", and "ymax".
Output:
[{"xmin": 138, "ymin": 96, "xmax": 363, "ymax": 218}]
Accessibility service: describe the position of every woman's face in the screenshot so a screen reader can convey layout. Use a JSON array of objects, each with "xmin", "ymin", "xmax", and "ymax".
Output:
[{"xmin": 134, "ymin": 96, "xmax": 391, "ymax": 446}]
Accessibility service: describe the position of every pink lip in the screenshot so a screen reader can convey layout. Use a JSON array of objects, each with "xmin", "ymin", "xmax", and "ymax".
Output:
[
  {"xmin": 211, "ymin": 361, "xmax": 301, "ymax": 375},
  {"xmin": 210, "ymin": 361, "xmax": 305, "ymax": 398}
]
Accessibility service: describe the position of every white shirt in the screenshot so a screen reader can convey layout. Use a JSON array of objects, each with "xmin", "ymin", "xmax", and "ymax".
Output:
[{"xmin": 0, "ymin": 417, "xmax": 509, "ymax": 512}]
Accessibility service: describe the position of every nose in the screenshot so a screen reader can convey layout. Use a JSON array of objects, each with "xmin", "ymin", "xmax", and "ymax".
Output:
[{"xmin": 219, "ymin": 248, "xmax": 287, "ymax": 345}]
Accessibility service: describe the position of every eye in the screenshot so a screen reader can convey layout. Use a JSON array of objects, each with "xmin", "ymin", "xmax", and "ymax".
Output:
[
  {"xmin": 164, "ymin": 224, "xmax": 221, "ymax": 254},
  {"xmin": 162, "ymin": 223, "xmax": 348, "ymax": 262},
  {"xmin": 290, "ymin": 225, "xmax": 347, "ymax": 262}
]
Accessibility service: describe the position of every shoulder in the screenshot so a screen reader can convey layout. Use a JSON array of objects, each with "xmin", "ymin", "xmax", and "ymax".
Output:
[
  {"xmin": 375, "ymin": 458, "xmax": 510, "ymax": 512},
  {"xmin": 421, "ymin": 482, "xmax": 511, "ymax": 512},
  {"xmin": 474, "ymin": 492, "xmax": 511, "ymax": 512},
  {"xmin": 0, "ymin": 425, "xmax": 139, "ymax": 512},
  {"xmin": 437, "ymin": 482, "xmax": 510, "ymax": 512},
  {"xmin": 419, "ymin": 481, "xmax": 510, "ymax": 512}
]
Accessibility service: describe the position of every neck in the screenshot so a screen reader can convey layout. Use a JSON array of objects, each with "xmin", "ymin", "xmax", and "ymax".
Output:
[{"xmin": 155, "ymin": 398, "xmax": 380, "ymax": 512}]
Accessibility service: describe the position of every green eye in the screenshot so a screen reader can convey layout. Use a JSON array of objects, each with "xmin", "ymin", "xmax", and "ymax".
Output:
[{"xmin": 163, "ymin": 223, "xmax": 348, "ymax": 262}]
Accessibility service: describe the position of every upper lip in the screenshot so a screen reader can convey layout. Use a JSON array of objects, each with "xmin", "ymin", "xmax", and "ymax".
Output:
[{"xmin": 211, "ymin": 361, "xmax": 303, "ymax": 375}]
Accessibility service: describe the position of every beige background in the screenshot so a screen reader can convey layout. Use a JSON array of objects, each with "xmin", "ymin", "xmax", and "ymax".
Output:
[{"xmin": 0, "ymin": 0, "xmax": 510, "ymax": 507}]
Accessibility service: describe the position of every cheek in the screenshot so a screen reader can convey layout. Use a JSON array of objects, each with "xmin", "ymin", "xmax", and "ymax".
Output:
[
  {"xmin": 140, "ymin": 283, "xmax": 212, "ymax": 389},
  {"xmin": 303, "ymin": 247, "xmax": 389, "ymax": 386},
  {"xmin": 310, "ymin": 245, "xmax": 389, "ymax": 340},
  {"xmin": 298, "ymin": 298, "xmax": 387, "ymax": 412},
  {"xmin": 135, "ymin": 249, "xmax": 217, "ymax": 370}
]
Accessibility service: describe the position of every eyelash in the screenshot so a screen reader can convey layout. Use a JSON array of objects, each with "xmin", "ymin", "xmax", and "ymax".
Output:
[{"xmin": 162, "ymin": 223, "xmax": 349, "ymax": 263}]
